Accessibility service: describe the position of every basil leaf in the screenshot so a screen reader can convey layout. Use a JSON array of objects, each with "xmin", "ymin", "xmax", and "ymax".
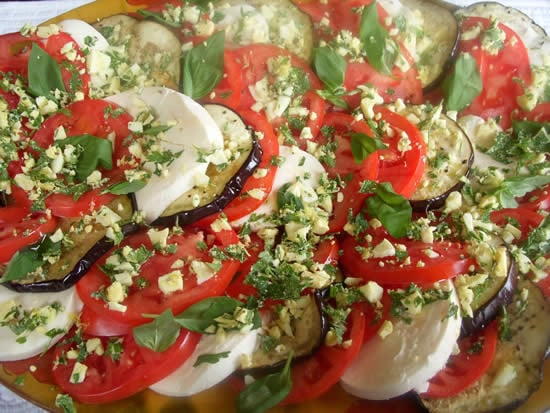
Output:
[
  {"xmin": 174, "ymin": 296, "xmax": 242, "ymax": 333},
  {"xmin": 313, "ymin": 47, "xmax": 347, "ymax": 91},
  {"xmin": 366, "ymin": 182, "xmax": 412, "ymax": 238},
  {"xmin": 359, "ymin": 1, "xmax": 399, "ymax": 75},
  {"xmin": 182, "ymin": 31, "xmax": 225, "ymax": 100},
  {"xmin": 137, "ymin": 10, "xmax": 180, "ymax": 28},
  {"xmin": 133, "ymin": 309, "xmax": 181, "ymax": 352},
  {"xmin": 236, "ymin": 354, "xmax": 293, "ymax": 413},
  {"xmin": 349, "ymin": 132, "xmax": 387, "ymax": 164},
  {"xmin": 105, "ymin": 180, "xmax": 147, "ymax": 195},
  {"xmin": 442, "ymin": 53, "xmax": 482, "ymax": 112},
  {"xmin": 55, "ymin": 394, "xmax": 77, "ymax": 413},
  {"xmin": 55, "ymin": 134, "xmax": 113, "ymax": 182},
  {"xmin": 1, "ymin": 236, "xmax": 61, "ymax": 282},
  {"xmin": 494, "ymin": 175, "xmax": 550, "ymax": 208},
  {"xmin": 194, "ymin": 351, "xmax": 231, "ymax": 367},
  {"xmin": 28, "ymin": 43, "xmax": 66, "ymax": 100},
  {"xmin": 316, "ymin": 89, "xmax": 349, "ymax": 109}
]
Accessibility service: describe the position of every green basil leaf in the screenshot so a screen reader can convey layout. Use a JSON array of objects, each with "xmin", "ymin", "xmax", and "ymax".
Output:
[
  {"xmin": 315, "ymin": 89, "xmax": 349, "ymax": 109},
  {"xmin": 55, "ymin": 134, "xmax": 113, "ymax": 182},
  {"xmin": 349, "ymin": 132, "xmax": 387, "ymax": 164},
  {"xmin": 194, "ymin": 351, "xmax": 231, "ymax": 367},
  {"xmin": 1, "ymin": 236, "xmax": 61, "ymax": 283},
  {"xmin": 137, "ymin": 10, "xmax": 181, "ymax": 28},
  {"xmin": 366, "ymin": 182, "xmax": 412, "ymax": 238},
  {"xmin": 313, "ymin": 47, "xmax": 347, "ymax": 91},
  {"xmin": 495, "ymin": 175, "xmax": 550, "ymax": 208},
  {"xmin": 28, "ymin": 43, "xmax": 66, "ymax": 100},
  {"xmin": 174, "ymin": 296, "xmax": 242, "ymax": 333},
  {"xmin": 442, "ymin": 53, "xmax": 482, "ymax": 112},
  {"xmin": 236, "ymin": 354, "xmax": 293, "ymax": 413},
  {"xmin": 133, "ymin": 309, "xmax": 181, "ymax": 352},
  {"xmin": 182, "ymin": 31, "xmax": 225, "ymax": 100},
  {"xmin": 105, "ymin": 180, "xmax": 147, "ymax": 195},
  {"xmin": 359, "ymin": 1, "xmax": 399, "ymax": 75}
]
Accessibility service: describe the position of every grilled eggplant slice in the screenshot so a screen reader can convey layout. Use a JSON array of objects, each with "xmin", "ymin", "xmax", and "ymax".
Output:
[
  {"xmin": 94, "ymin": 15, "xmax": 181, "ymax": 89},
  {"xmin": 389, "ymin": 104, "xmax": 474, "ymax": 210},
  {"xmin": 1, "ymin": 196, "xmax": 138, "ymax": 292},
  {"xmin": 213, "ymin": 0, "xmax": 314, "ymax": 62},
  {"xmin": 239, "ymin": 292, "xmax": 327, "ymax": 373},
  {"xmin": 152, "ymin": 104, "xmax": 261, "ymax": 227},
  {"xmin": 460, "ymin": 249, "xmax": 517, "ymax": 337},
  {"xmin": 379, "ymin": 0, "xmax": 459, "ymax": 90},
  {"xmin": 421, "ymin": 278, "xmax": 550, "ymax": 413}
]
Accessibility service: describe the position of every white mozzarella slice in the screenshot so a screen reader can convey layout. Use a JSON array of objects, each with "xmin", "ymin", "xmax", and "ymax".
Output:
[
  {"xmin": 214, "ymin": 4, "xmax": 270, "ymax": 45},
  {"xmin": 231, "ymin": 145, "xmax": 326, "ymax": 230},
  {"xmin": 340, "ymin": 281, "xmax": 461, "ymax": 400},
  {"xmin": 57, "ymin": 19, "xmax": 109, "ymax": 52},
  {"xmin": 0, "ymin": 286, "xmax": 82, "ymax": 362},
  {"xmin": 149, "ymin": 328, "xmax": 260, "ymax": 397},
  {"xmin": 106, "ymin": 87, "xmax": 224, "ymax": 223}
]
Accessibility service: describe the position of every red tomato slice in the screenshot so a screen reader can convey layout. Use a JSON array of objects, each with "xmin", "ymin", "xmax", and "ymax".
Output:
[
  {"xmin": 0, "ymin": 213, "xmax": 58, "ymax": 263},
  {"xmin": 226, "ymin": 234, "xmax": 264, "ymax": 300},
  {"xmin": 51, "ymin": 326, "xmax": 200, "ymax": 404},
  {"xmin": 517, "ymin": 184, "xmax": 550, "ymax": 212},
  {"xmin": 281, "ymin": 303, "xmax": 366, "ymax": 405},
  {"xmin": 490, "ymin": 208, "xmax": 544, "ymax": 242},
  {"xmin": 80, "ymin": 305, "xmax": 132, "ymax": 337},
  {"xmin": 340, "ymin": 234, "xmax": 473, "ymax": 286},
  {"xmin": 201, "ymin": 49, "xmax": 243, "ymax": 110},
  {"xmin": 77, "ymin": 226, "xmax": 241, "ymax": 326},
  {"xmin": 518, "ymin": 102, "xmax": 550, "ymax": 123},
  {"xmin": 458, "ymin": 17, "xmax": 531, "ymax": 129},
  {"xmin": 422, "ymin": 321, "xmax": 498, "ymax": 398}
]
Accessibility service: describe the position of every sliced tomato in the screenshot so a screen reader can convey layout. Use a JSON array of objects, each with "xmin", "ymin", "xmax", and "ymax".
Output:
[
  {"xmin": 281, "ymin": 303, "xmax": 366, "ymax": 405},
  {"xmin": 44, "ymin": 189, "xmax": 117, "ymax": 220},
  {"xmin": 517, "ymin": 184, "xmax": 550, "ymax": 212},
  {"xmin": 490, "ymin": 208, "xmax": 544, "ymax": 242},
  {"xmin": 458, "ymin": 17, "xmax": 531, "ymax": 129},
  {"xmin": 518, "ymin": 102, "xmax": 550, "ymax": 123},
  {"xmin": 51, "ymin": 326, "xmax": 200, "ymax": 404},
  {"xmin": 77, "ymin": 226, "xmax": 241, "ymax": 326},
  {"xmin": 422, "ymin": 321, "xmax": 498, "ymax": 398},
  {"xmin": 0, "ymin": 213, "xmax": 58, "ymax": 263},
  {"xmin": 201, "ymin": 49, "xmax": 243, "ymax": 110},
  {"xmin": 226, "ymin": 233, "xmax": 264, "ymax": 300},
  {"xmin": 340, "ymin": 233, "xmax": 473, "ymax": 286},
  {"xmin": 80, "ymin": 305, "xmax": 132, "ymax": 337}
]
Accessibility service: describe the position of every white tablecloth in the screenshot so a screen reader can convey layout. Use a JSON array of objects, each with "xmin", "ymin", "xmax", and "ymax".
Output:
[{"xmin": 0, "ymin": 0, "xmax": 549, "ymax": 412}]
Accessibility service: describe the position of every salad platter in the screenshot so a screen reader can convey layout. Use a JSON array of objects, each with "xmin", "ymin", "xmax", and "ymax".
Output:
[{"xmin": 0, "ymin": 0, "xmax": 550, "ymax": 412}]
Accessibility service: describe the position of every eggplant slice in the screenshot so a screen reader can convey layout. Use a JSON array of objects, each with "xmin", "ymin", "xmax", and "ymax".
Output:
[
  {"xmin": 239, "ymin": 292, "xmax": 328, "ymax": 374},
  {"xmin": 1, "ymin": 196, "xmax": 138, "ymax": 293},
  {"xmin": 152, "ymin": 104, "xmax": 261, "ymax": 227},
  {"xmin": 421, "ymin": 277, "xmax": 550, "ymax": 413},
  {"xmin": 388, "ymin": 104, "xmax": 474, "ymax": 211},
  {"xmin": 379, "ymin": 0, "xmax": 460, "ymax": 90},
  {"xmin": 460, "ymin": 249, "xmax": 517, "ymax": 337}
]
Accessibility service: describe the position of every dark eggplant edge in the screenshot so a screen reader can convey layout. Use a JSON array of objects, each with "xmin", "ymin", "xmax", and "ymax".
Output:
[
  {"xmin": 236, "ymin": 289, "xmax": 329, "ymax": 376},
  {"xmin": 460, "ymin": 250, "xmax": 517, "ymax": 337},
  {"xmin": 2, "ymin": 222, "xmax": 140, "ymax": 293},
  {"xmin": 150, "ymin": 107, "xmax": 262, "ymax": 228}
]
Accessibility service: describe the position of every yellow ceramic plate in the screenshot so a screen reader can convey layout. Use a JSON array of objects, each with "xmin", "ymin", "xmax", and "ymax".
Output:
[{"xmin": 0, "ymin": 1, "xmax": 550, "ymax": 412}]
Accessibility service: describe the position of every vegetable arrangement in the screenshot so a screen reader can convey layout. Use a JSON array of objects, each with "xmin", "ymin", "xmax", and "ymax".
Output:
[{"xmin": 0, "ymin": 0, "xmax": 549, "ymax": 412}]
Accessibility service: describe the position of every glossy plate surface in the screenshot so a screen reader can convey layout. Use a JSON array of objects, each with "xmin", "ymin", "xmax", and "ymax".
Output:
[{"xmin": 0, "ymin": 0, "xmax": 549, "ymax": 412}]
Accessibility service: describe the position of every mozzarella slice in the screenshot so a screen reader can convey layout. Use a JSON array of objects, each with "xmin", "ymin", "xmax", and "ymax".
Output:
[
  {"xmin": 57, "ymin": 19, "xmax": 109, "ymax": 52},
  {"xmin": 106, "ymin": 87, "xmax": 224, "ymax": 223},
  {"xmin": 231, "ymin": 145, "xmax": 325, "ymax": 230},
  {"xmin": 340, "ymin": 281, "xmax": 461, "ymax": 400},
  {"xmin": 215, "ymin": 4, "xmax": 270, "ymax": 45},
  {"xmin": 149, "ymin": 328, "xmax": 260, "ymax": 397},
  {"xmin": 0, "ymin": 286, "xmax": 82, "ymax": 362}
]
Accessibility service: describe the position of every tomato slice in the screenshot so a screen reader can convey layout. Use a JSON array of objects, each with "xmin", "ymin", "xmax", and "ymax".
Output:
[
  {"xmin": 201, "ymin": 49, "xmax": 243, "ymax": 110},
  {"xmin": 51, "ymin": 326, "xmax": 200, "ymax": 404},
  {"xmin": 490, "ymin": 207, "xmax": 544, "ymax": 242},
  {"xmin": 80, "ymin": 305, "xmax": 132, "ymax": 337},
  {"xmin": 77, "ymin": 226, "xmax": 241, "ymax": 326},
  {"xmin": 517, "ymin": 184, "xmax": 550, "ymax": 213},
  {"xmin": 281, "ymin": 303, "xmax": 366, "ymax": 405},
  {"xmin": 0, "ymin": 213, "xmax": 58, "ymax": 263},
  {"xmin": 422, "ymin": 321, "xmax": 498, "ymax": 398},
  {"xmin": 458, "ymin": 17, "xmax": 531, "ymax": 129},
  {"xmin": 374, "ymin": 106, "xmax": 426, "ymax": 198},
  {"xmin": 340, "ymin": 233, "xmax": 473, "ymax": 286}
]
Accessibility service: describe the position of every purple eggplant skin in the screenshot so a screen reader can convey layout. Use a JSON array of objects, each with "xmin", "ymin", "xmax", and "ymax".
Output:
[
  {"xmin": 151, "ymin": 124, "xmax": 262, "ymax": 228},
  {"xmin": 2, "ymin": 222, "xmax": 140, "ymax": 293},
  {"xmin": 238, "ymin": 290, "xmax": 328, "ymax": 375},
  {"xmin": 460, "ymin": 251, "xmax": 517, "ymax": 337}
]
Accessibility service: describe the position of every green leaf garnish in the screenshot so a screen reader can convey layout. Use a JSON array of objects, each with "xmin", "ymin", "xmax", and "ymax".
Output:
[
  {"xmin": 359, "ymin": 1, "xmax": 399, "ymax": 75},
  {"xmin": 349, "ymin": 132, "xmax": 387, "ymax": 164},
  {"xmin": 521, "ymin": 215, "xmax": 550, "ymax": 261},
  {"xmin": 28, "ymin": 43, "xmax": 66, "ymax": 100},
  {"xmin": 236, "ymin": 353, "xmax": 293, "ymax": 413},
  {"xmin": 194, "ymin": 351, "xmax": 231, "ymax": 367},
  {"xmin": 182, "ymin": 31, "xmax": 225, "ymax": 100},
  {"xmin": 277, "ymin": 182, "xmax": 305, "ymax": 211},
  {"xmin": 105, "ymin": 180, "xmax": 147, "ymax": 195},
  {"xmin": 55, "ymin": 134, "xmax": 113, "ymax": 182},
  {"xmin": 174, "ymin": 296, "xmax": 244, "ymax": 333},
  {"xmin": 133, "ymin": 309, "xmax": 181, "ymax": 352},
  {"xmin": 442, "ymin": 53, "xmax": 482, "ymax": 112},
  {"xmin": 365, "ymin": 181, "xmax": 412, "ymax": 238},
  {"xmin": 494, "ymin": 175, "xmax": 550, "ymax": 208},
  {"xmin": 55, "ymin": 394, "xmax": 77, "ymax": 413},
  {"xmin": 313, "ymin": 46, "xmax": 347, "ymax": 91}
]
